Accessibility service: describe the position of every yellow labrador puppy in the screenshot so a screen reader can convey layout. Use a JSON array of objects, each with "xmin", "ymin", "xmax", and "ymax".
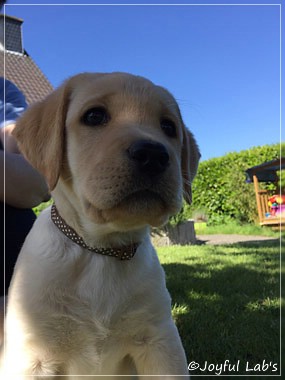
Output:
[{"xmin": 3, "ymin": 73, "xmax": 200, "ymax": 379}]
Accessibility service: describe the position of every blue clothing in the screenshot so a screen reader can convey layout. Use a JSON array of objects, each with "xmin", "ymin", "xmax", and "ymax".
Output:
[
  {"xmin": 0, "ymin": 78, "xmax": 27, "ymax": 128},
  {"xmin": 0, "ymin": 78, "xmax": 36, "ymax": 295}
]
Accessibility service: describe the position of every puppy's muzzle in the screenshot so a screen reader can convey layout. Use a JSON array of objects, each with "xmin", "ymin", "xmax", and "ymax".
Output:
[{"xmin": 127, "ymin": 140, "xmax": 169, "ymax": 176}]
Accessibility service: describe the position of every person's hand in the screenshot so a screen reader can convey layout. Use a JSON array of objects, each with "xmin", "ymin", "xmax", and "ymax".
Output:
[{"xmin": 0, "ymin": 123, "xmax": 20, "ymax": 153}]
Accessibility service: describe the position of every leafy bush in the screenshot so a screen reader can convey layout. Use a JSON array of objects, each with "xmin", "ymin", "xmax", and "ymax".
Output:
[{"xmin": 172, "ymin": 142, "xmax": 283, "ymax": 225}]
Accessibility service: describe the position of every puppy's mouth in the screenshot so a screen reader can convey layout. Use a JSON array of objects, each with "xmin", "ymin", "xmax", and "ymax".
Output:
[
  {"xmin": 82, "ymin": 168, "xmax": 182, "ymax": 227},
  {"xmin": 122, "ymin": 189, "xmax": 165, "ymax": 204},
  {"xmin": 83, "ymin": 185, "xmax": 172, "ymax": 227},
  {"xmin": 102, "ymin": 188, "xmax": 170, "ymax": 227}
]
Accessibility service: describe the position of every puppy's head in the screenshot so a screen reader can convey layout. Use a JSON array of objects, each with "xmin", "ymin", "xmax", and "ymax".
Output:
[{"xmin": 13, "ymin": 73, "xmax": 200, "ymax": 229}]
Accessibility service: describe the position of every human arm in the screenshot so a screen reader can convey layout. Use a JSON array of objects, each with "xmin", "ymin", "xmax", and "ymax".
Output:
[
  {"xmin": 0, "ymin": 79, "xmax": 50, "ymax": 207},
  {"xmin": 0, "ymin": 149, "xmax": 50, "ymax": 208}
]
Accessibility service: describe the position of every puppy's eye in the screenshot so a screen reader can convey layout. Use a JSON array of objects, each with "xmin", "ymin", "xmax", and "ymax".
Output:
[
  {"xmin": 82, "ymin": 107, "xmax": 109, "ymax": 126},
  {"xmin": 160, "ymin": 118, "xmax": 177, "ymax": 138}
]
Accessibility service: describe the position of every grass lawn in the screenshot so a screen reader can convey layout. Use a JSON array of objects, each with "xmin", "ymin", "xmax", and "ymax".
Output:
[
  {"xmin": 194, "ymin": 221, "xmax": 280, "ymax": 237},
  {"xmin": 157, "ymin": 238, "xmax": 282, "ymax": 377}
]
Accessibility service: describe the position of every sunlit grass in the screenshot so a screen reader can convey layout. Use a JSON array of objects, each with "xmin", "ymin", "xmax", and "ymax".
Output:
[
  {"xmin": 195, "ymin": 221, "xmax": 280, "ymax": 237},
  {"xmin": 157, "ymin": 239, "xmax": 282, "ymax": 376}
]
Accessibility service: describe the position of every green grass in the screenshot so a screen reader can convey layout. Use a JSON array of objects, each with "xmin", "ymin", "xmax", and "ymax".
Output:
[
  {"xmin": 33, "ymin": 199, "xmax": 53, "ymax": 216},
  {"xmin": 157, "ymin": 239, "xmax": 282, "ymax": 376},
  {"xmin": 195, "ymin": 221, "xmax": 280, "ymax": 237}
]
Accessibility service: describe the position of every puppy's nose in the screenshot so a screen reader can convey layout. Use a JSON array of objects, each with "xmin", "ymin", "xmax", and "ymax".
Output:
[{"xmin": 128, "ymin": 140, "xmax": 169, "ymax": 175}]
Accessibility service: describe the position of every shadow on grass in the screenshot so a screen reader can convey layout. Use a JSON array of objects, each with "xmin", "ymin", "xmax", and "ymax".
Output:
[
  {"xmin": 196, "ymin": 237, "xmax": 280, "ymax": 246},
  {"xmin": 162, "ymin": 239, "xmax": 282, "ymax": 376}
]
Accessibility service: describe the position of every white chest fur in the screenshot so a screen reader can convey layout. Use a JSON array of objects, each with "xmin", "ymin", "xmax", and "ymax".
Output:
[{"xmin": 3, "ymin": 209, "xmax": 188, "ymax": 378}]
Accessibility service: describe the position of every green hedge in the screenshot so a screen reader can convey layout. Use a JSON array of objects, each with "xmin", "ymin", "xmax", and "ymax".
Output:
[{"xmin": 172, "ymin": 143, "xmax": 284, "ymax": 225}]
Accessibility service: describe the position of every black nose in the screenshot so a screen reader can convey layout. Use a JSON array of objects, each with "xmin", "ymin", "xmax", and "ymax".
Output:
[{"xmin": 128, "ymin": 140, "xmax": 169, "ymax": 175}]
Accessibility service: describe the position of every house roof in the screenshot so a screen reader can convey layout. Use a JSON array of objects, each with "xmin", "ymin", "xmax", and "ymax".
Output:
[
  {"xmin": 0, "ymin": 14, "xmax": 53, "ymax": 105},
  {"xmin": 0, "ymin": 51, "xmax": 53, "ymax": 105},
  {"xmin": 245, "ymin": 157, "xmax": 285, "ymax": 183}
]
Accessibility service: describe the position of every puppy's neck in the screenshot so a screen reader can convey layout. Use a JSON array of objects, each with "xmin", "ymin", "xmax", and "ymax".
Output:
[{"xmin": 51, "ymin": 182, "xmax": 148, "ymax": 249}]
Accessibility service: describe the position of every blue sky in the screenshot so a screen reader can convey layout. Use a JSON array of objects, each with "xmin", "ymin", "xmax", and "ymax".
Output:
[{"xmin": 3, "ymin": 0, "xmax": 282, "ymax": 161}]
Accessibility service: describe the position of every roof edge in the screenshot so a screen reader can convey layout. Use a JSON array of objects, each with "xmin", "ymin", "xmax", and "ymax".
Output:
[{"xmin": 0, "ymin": 14, "xmax": 24, "ymax": 23}]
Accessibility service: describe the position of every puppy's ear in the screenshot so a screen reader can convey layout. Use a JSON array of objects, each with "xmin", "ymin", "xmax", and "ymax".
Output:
[
  {"xmin": 12, "ymin": 83, "xmax": 70, "ymax": 190},
  {"xmin": 181, "ymin": 125, "xmax": 201, "ymax": 204}
]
